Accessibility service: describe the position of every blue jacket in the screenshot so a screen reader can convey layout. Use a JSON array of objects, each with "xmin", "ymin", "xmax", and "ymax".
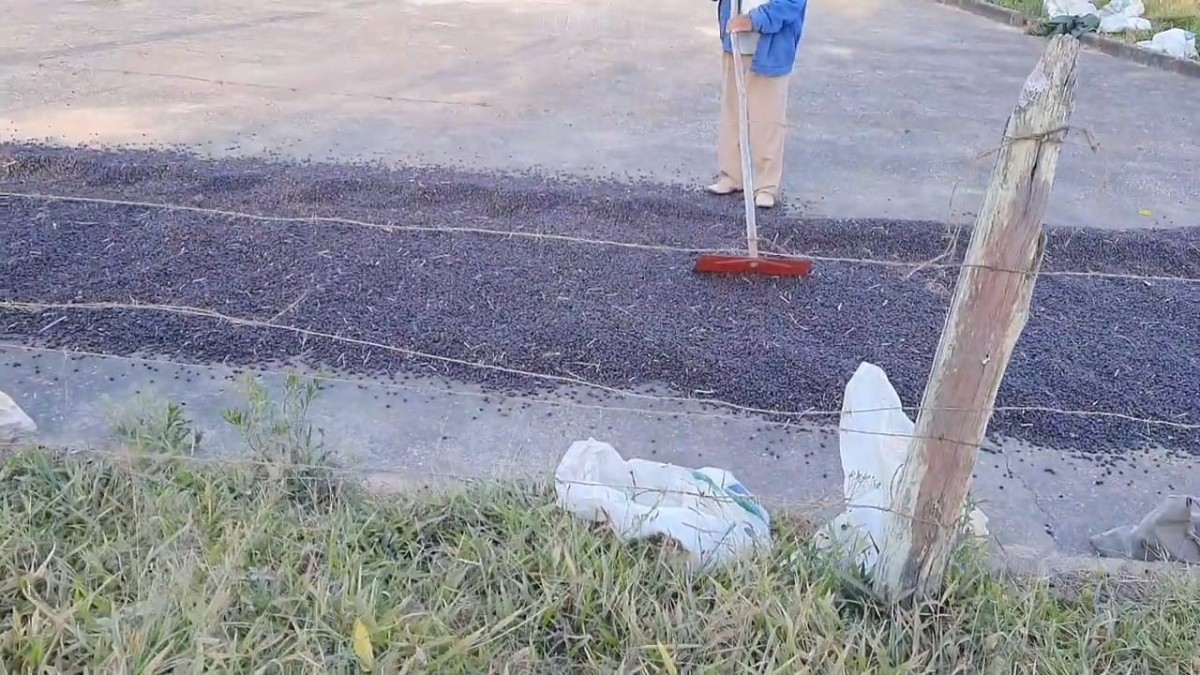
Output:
[{"xmin": 716, "ymin": 0, "xmax": 807, "ymax": 77}]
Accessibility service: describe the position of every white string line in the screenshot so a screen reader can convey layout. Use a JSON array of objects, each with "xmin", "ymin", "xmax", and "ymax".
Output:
[
  {"xmin": 21, "ymin": 340, "xmax": 1186, "ymax": 460},
  {"xmin": 2, "ymin": 300, "xmax": 1196, "ymax": 433},
  {"xmin": 0, "ymin": 341, "xmax": 823, "ymax": 429},
  {"xmin": 3, "ymin": 190, "xmax": 1196, "ymax": 285},
  {"xmin": 6, "ymin": 338, "xmax": 1133, "ymax": 446},
  {"xmin": 0, "ymin": 191, "xmax": 719, "ymax": 254},
  {"xmin": 42, "ymin": 445, "xmax": 982, "ymax": 530},
  {"xmin": 3, "ymin": 340, "xmax": 1194, "ymax": 438}
]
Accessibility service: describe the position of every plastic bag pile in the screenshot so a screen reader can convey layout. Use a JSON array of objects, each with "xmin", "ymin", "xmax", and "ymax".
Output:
[
  {"xmin": 552, "ymin": 361, "xmax": 992, "ymax": 576},
  {"xmin": 1044, "ymin": 0, "xmax": 1151, "ymax": 32},
  {"xmin": 1045, "ymin": 0, "xmax": 1199, "ymax": 60}
]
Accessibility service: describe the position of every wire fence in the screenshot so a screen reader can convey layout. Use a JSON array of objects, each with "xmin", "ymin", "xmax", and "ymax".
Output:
[
  {"xmin": 18, "ymin": 440, "xmax": 970, "ymax": 531},
  {"xmin": 0, "ymin": 356, "xmax": 988, "ymax": 540},
  {"xmin": 0, "ymin": 288, "xmax": 1194, "ymax": 553},
  {"xmin": 1, "ymin": 49, "xmax": 1198, "ymax": 569},
  {"xmin": 2, "ymin": 190, "xmax": 1197, "ymax": 286},
  {"xmin": 1, "ymin": 168, "xmax": 1197, "ymax": 464},
  {"xmin": 3, "ymin": 338, "xmax": 1194, "ymax": 434},
  {"xmin": 9, "ymin": 434, "xmax": 1006, "ymax": 580}
]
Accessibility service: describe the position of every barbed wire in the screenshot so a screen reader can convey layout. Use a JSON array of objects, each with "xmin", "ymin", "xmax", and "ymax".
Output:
[
  {"xmin": 13, "ymin": 404, "xmax": 1187, "ymax": 586},
  {"xmin": 2, "ymin": 190, "xmax": 1197, "ymax": 286},
  {"xmin": 38, "ymin": 442, "xmax": 982, "ymax": 535},
  {"xmin": 4, "ymin": 338, "xmax": 1191, "ymax": 454},
  {"xmin": 2, "ymin": 301, "xmax": 1195, "ymax": 434},
  {"xmin": 17, "ymin": 62, "xmax": 1130, "ymax": 179},
  {"xmin": 1, "ymin": 39, "xmax": 1185, "ymax": 577},
  {"xmin": 43, "ymin": 442, "xmax": 1184, "ymax": 591},
  {"xmin": 1, "ymin": 61, "xmax": 1194, "ymax": 486},
  {"xmin": 2, "ymin": 341, "xmax": 1184, "ymax": 456},
  {"xmin": 0, "ymin": 341, "xmax": 816, "ymax": 429}
]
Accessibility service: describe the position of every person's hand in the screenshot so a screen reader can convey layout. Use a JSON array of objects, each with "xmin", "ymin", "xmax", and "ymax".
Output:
[{"xmin": 727, "ymin": 14, "xmax": 754, "ymax": 33}]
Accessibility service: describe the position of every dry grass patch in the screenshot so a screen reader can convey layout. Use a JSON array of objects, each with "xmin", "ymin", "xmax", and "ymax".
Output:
[{"xmin": 1, "ymin": 381, "xmax": 1198, "ymax": 671}]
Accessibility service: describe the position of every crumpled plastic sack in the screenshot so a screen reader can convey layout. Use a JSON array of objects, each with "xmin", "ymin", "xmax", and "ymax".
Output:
[
  {"xmin": 816, "ymin": 362, "xmax": 989, "ymax": 574},
  {"xmin": 1137, "ymin": 28, "xmax": 1199, "ymax": 59},
  {"xmin": 1091, "ymin": 495, "xmax": 1200, "ymax": 563},
  {"xmin": 1044, "ymin": 0, "xmax": 1151, "ymax": 33},
  {"xmin": 1097, "ymin": 0, "xmax": 1152, "ymax": 32},
  {"xmin": 554, "ymin": 438, "xmax": 771, "ymax": 569},
  {"xmin": 1046, "ymin": 0, "xmax": 1100, "ymax": 18},
  {"xmin": 0, "ymin": 390, "xmax": 37, "ymax": 445}
]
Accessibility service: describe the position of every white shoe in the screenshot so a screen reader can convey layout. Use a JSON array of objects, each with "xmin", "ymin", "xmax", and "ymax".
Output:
[
  {"xmin": 706, "ymin": 179, "xmax": 742, "ymax": 195},
  {"xmin": 754, "ymin": 192, "xmax": 777, "ymax": 209}
]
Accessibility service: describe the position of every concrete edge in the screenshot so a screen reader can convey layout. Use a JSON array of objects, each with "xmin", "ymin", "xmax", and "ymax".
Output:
[
  {"xmin": 933, "ymin": 0, "xmax": 1200, "ymax": 79},
  {"xmin": 13, "ymin": 437, "xmax": 1200, "ymax": 588},
  {"xmin": 988, "ymin": 545, "xmax": 1200, "ymax": 586}
]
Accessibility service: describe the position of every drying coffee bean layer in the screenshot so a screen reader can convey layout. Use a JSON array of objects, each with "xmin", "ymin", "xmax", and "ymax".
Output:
[{"xmin": 2, "ymin": 143, "xmax": 1198, "ymax": 456}]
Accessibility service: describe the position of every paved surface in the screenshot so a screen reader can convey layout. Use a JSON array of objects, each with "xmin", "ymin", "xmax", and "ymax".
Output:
[
  {"xmin": 6, "ymin": 345, "xmax": 1199, "ymax": 556},
  {"xmin": 4, "ymin": 146, "xmax": 1197, "ymax": 455},
  {"xmin": 1, "ymin": 0, "xmax": 1198, "ymax": 229},
  {"xmin": 8, "ymin": 345, "xmax": 1197, "ymax": 557},
  {"xmin": 2, "ymin": 0, "xmax": 1198, "ymax": 561}
]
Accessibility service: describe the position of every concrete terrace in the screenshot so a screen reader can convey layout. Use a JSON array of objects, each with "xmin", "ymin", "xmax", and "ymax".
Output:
[
  {"xmin": 2, "ymin": 0, "xmax": 1198, "ymax": 564},
  {"xmin": 2, "ymin": 0, "xmax": 1198, "ymax": 228}
]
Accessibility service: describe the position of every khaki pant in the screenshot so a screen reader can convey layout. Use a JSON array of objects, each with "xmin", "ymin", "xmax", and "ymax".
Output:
[{"xmin": 717, "ymin": 52, "xmax": 791, "ymax": 197}]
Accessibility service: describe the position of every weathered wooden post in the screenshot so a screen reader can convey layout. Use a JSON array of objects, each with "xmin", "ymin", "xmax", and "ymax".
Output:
[{"xmin": 872, "ymin": 34, "xmax": 1082, "ymax": 603}]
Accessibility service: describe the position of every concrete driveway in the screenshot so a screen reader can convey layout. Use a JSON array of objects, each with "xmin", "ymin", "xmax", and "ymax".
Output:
[
  {"xmin": 2, "ymin": 0, "xmax": 1198, "ymax": 564},
  {"xmin": 2, "ymin": 0, "xmax": 1197, "ymax": 229}
]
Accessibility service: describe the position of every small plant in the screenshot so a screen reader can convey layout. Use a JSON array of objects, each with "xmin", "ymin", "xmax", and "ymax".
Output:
[
  {"xmin": 112, "ymin": 400, "xmax": 203, "ymax": 456},
  {"xmin": 223, "ymin": 373, "xmax": 340, "ymax": 507}
]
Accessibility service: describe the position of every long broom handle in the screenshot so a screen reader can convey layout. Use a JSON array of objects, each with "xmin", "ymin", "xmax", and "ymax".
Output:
[{"xmin": 731, "ymin": 29, "xmax": 759, "ymax": 258}]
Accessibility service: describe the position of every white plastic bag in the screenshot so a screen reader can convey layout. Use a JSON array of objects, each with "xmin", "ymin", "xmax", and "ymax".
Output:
[
  {"xmin": 554, "ymin": 438, "xmax": 771, "ymax": 569},
  {"xmin": 1098, "ymin": 0, "xmax": 1152, "ymax": 33},
  {"xmin": 1137, "ymin": 28, "xmax": 1199, "ymax": 59},
  {"xmin": 1045, "ymin": 0, "xmax": 1099, "ymax": 19},
  {"xmin": 0, "ymin": 390, "xmax": 37, "ymax": 445},
  {"xmin": 817, "ymin": 363, "xmax": 988, "ymax": 574},
  {"xmin": 819, "ymin": 362, "xmax": 912, "ymax": 572},
  {"xmin": 1043, "ymin": 0, "xmax": 1151, "ymax": 32}
]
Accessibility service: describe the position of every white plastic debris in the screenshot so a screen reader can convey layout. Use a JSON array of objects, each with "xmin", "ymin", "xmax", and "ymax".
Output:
[
  {"xmin": 1137, "ymin": 28, "xmax": 1199, "ymax": 59},
  {"xmin": 816, "ymin": 363, "xmax": 988, "ymax": 574},
  {"xmin": 0, "ymin": 390, "xmax": 37, "ymax": 445},
  {"xmin": 1097, "ymin": 0, "xmax": 1152, "ymax": 33},
  {"xmin": 1090, "ymin": 495, "xmax": 1200, "ymax": 563},
  {"xmin": 554, "ymin": 438, "xmax": 771, "ymax": 569},
  {"xmin": 1044, "ymin": 0, "xmax": 1152, "ymax": 33},
  {"xmin": 1045, "ymin": 0, "xmax": 1099, "ymax": 18}
]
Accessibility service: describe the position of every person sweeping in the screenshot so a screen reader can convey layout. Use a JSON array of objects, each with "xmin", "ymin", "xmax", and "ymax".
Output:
[{"xmin": 707, "ymin": 0, "xmax": 808, "ymax": 209}]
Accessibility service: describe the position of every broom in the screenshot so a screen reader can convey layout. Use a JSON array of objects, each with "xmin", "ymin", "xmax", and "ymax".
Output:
[{"xmin": 694, "ymin": 12, "xmax": 812, "ymax": 279}]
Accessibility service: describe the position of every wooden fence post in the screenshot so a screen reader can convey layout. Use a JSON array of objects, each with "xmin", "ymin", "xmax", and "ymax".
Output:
[{"xmin": 872, "ymin": 35, "xmax": 1082, "ymax": 603}]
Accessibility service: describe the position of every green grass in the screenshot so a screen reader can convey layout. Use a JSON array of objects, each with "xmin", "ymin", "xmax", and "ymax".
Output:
[
  {"xmin": 1140, "ymin": 0, "xmax": 1200, "ymax": 33},
  {"xmin": 993, "ymin": 0, "xmax": 1200, "ymax": 40},
  {"xmin": 2, "ymin": 380, "xmax": 1199, "ymax": 672}
]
